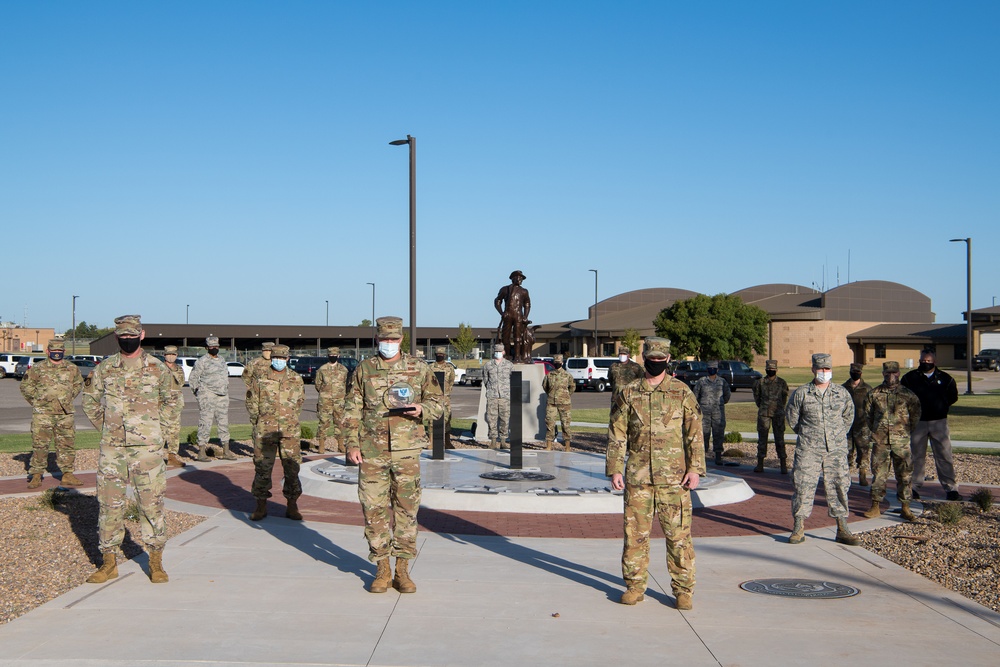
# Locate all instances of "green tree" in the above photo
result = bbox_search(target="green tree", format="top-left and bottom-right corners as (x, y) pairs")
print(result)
(619, 328), (641, 356)
(653, 294), (768, 362)
(63, 321), (113, 338)
(359, 318), (372, 327)
(449, 322), (477, 358)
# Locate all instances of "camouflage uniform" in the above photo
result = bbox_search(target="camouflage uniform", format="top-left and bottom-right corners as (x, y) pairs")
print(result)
(693, 371), (730, 457)
(428, 347), (456, 448)
(343, 317), (443, 563)
(843, 363), (874, 479)
(607, 338), (705, 600)
(315, 347), (349, 452)
(751, 360), (789, 468)
(863, 364), (921, 504)
(242, 342), (274, 449)
(482, 345), (514, 447)
(245, 346), (305, 503)
(542, 354), (575, 445)
(20, 341), (83, 478)
(188, 337), (230, 456)
(161, 346), (185, 459)
(609, 357), (644, 419)
(81, 316), (175, 555)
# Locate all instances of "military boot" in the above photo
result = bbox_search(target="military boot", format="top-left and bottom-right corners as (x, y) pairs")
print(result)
(196, 446), (209, 462)
(544, 440), (554, 451)
(87, 552), (118, 584)
(167, 452), (186, 468)
(148, 548), (169, 584)
(61, 472), (84, 487)
(754, 457), (765, 473)
(563, 438), (572, 452)
(835, 517), (860, 546)
(250, 498), (267, 521)
(222, 443), (238, 461)
(779, 458), (788, 475)
(488, 439), (498, 450)
(863, 499), (882, 519)
(858, 469), (868, 487)
(789, 517), (805, 544)
(393, 558), (416, 593)
(369, 559), (391, 593)
(286, 498), (303, 521)
(899, 501), (916, 521)
(675, 592), (693, 610)
(619, 588), (644, 605)
(714, 452), (724, 466)
(27, 474), (42, 489)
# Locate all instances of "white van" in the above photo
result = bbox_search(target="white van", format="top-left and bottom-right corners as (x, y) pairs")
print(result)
(565, 357), (618, 392)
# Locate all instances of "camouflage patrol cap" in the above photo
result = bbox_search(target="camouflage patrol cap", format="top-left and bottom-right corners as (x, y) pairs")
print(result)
(47, 339), (65, 351)
(206, 336), (220, 347)
(114, 315), (142, 335)
(434, 346), (446, 355)
(271, 344), (290, 357)
(327, 346), (340, 356)
(553, 354), (564, 363)
(765, 360), (778, 371)
(164, 345), (178, 355)
(261, 342), (275, 350)
(707, 360), (719, 369)
(509, 269), (526, 281)
(376, 316), (403, 339)
(643, 337), (671, 360)
(849, 362), (864, 373)
(883, 361), (900, 373)
(493, 343), (505, 354)
(811, 353), (832, 368)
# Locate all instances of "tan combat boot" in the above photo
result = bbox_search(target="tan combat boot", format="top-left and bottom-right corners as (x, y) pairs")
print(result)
(222, 441), (238, 460)
(563, 438), (572, 452)
(863, 499), (882, 519)
(250, 498), (267, 521)
(544, 440), (554, 451)
(620, 588), (644, 605)
(899, 501), (916, 521)
(148, 548), (169, 583)
(835, 517), (860, 546)
(61, 472), (83, 487)
(196, 445), (209, 462)
(788, 517), (805, 544)
(675, 592), (693, 610)
(286, 498), (303, 521)
(370, 559), (391, 593)
(27, 474), (42, 489)
(87, 552), (118, 584)
(488, 440), (498, 450)
(754, 457), (765, 473)
(393, 558), (416, 593)
(167, 452), (186, 468)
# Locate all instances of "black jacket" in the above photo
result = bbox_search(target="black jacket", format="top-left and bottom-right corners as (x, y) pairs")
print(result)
(900, 368), (958, 421)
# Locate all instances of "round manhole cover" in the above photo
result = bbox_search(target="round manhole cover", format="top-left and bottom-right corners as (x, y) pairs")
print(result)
(479, 471), (556, 482)
(740, 579), (860, 599)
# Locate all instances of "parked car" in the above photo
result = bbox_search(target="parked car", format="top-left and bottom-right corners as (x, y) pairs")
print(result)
(533, 359), (555, 375)
(13, 356), (44, 380)
(226, 361), (246, 377)
(69, 355), (103, 363)
(70, 358), (98, 379)
(716, 360), (763, 390)
(973, 349), (1000, 372)
(450, 363), (465, 385)
(565, 357), (618, 391)
(673, 361), (710, 388)
(0, 354), (28, 379)
(462, 366), (483, 386)
(291, 356), (360, 384)
(176, 357), (199, 384)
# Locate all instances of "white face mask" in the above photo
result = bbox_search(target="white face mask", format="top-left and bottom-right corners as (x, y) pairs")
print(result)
(619, 354), (628, 362)
(379, 341), (400, 358)
(815, 370), (833, 383)
(494, 352), (503, 359)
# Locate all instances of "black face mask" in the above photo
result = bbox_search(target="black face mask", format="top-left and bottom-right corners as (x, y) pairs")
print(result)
(208, 348), (219, 356)
(918, 362), (934, 373)
(329, 356), (339, 364)
(553, 362), (563, 369)
(644, 359), (669, 376)
(849, 371), (862, 381)
(49, 351), (64, 361)
(435, 355), (445, 362)
(117, 336), (142, 354)
(766, 369), (776, 377)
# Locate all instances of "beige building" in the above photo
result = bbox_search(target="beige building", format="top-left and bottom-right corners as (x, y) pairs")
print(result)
(0, 326), (57, 353)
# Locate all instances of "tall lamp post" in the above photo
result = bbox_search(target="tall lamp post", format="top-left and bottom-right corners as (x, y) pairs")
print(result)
(589, 269), (598, 356)
(950, 237), (974, 395)
(325, 300), (329, 327)
(186, 304), (190, 325)
(367, 282), (376, 352)
(72, 295), (79, 355)
(389, 135), (417, 355)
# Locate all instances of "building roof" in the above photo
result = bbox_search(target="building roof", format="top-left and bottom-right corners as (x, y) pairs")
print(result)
(846, 323), (967, 344)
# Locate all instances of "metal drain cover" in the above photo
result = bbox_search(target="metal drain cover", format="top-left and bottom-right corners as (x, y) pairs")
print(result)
(479, 470), (556, 482)
(740, 579), (860, 599)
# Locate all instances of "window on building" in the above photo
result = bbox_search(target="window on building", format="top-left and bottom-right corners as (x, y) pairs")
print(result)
(955, 343), (967, 361)
(874, 344), (886, 359)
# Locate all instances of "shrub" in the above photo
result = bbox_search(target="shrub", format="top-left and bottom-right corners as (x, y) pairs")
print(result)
(970, 488), (994, 512)
(722, 448), (745, 458)
(935, 502), (963, 525)
(186, 430), (199, 445)
(34, 488), (68, 511)
(300, 425), (315, 439)
(723, 431), (743, 443)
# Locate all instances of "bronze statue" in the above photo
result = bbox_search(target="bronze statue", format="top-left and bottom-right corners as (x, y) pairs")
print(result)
(494, 270), (532, 363)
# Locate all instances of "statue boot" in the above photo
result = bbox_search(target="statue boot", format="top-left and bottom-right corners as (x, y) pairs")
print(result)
(61, 472), (84, 487)
(789, 517), (805, 544)
(285, 497), (303, 521)
(754, 457), (764, 473)
(863, 499), (882, 519)
(619, 588), (644, 605)
(899, 501), (916, 521)
(87, 552), (118, 584)
(393, 558), (416, 593)
(369, 559), (391, 593)
(835, 517), (860, 546)
(250, 498), (267, 521)
(148, 548), (169, 583)
(27, 474), (42, 489)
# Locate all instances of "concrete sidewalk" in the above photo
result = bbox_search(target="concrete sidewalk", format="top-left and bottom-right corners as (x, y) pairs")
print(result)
(1, 501), (998, 667)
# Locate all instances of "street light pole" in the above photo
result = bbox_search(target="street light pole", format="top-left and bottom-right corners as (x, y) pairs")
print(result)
(186, 304), (190, 325)
(390, 135), (417, 355)
(949, 237), (974, 395)
(325, 300), (329, 327)
(367, 282), (376, 352)
(589, 269), (598, 356)
(72, 295), (79, 355)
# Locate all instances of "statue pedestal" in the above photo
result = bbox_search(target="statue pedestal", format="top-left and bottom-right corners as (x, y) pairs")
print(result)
(475, 363), (546, 444)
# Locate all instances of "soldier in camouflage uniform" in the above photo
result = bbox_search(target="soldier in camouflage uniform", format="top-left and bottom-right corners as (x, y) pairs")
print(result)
(428, 347), (456, 449)
(542, 353), (575, 450)
(315, 346), (349, 453)
(862, 361), (921, 521)
(161, 345), (186, 469)
(344, 316), (443, 594)
(607, 337), (705, 610)
(82, 315), (175, 584)
(843, 362), (873, 486)
(785, 353), (859, 546)
(189, 336), (233, 461)
(609, 350), (644, 418)
(751, 360), (789, 473)
(693, 362), (731, 465)
(242, 341), (274, 389)
(21, 339), (84, 488)
(246, 344), (305, 521)
(482, 343), (514, 449)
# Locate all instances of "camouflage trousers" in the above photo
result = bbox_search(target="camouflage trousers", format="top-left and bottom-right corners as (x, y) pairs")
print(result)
(96, 444), (167, 553)
(870, 436), (912, 503)
(791, 443), (851, 519)
(358, 450), (421, 562)
(756, 413), (787, 460)
(910, 419), (958, 493)
(545, 402), (572, 441)
(317, 398), (344, 449)
(162, 399), (183, 456)
(196, 392), (230, 446)
(251, 430), (302, 501)
(486, 397), (510, 444)
(29, 413), (76, 475)
(427, 399), (452, 448)
(701, 410), (726, 455)
(847, 426), (872, 475)
(622, 483), (695, 595)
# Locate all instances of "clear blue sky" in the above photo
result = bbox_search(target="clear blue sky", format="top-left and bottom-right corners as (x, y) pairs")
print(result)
(3, 1), (998, 334)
